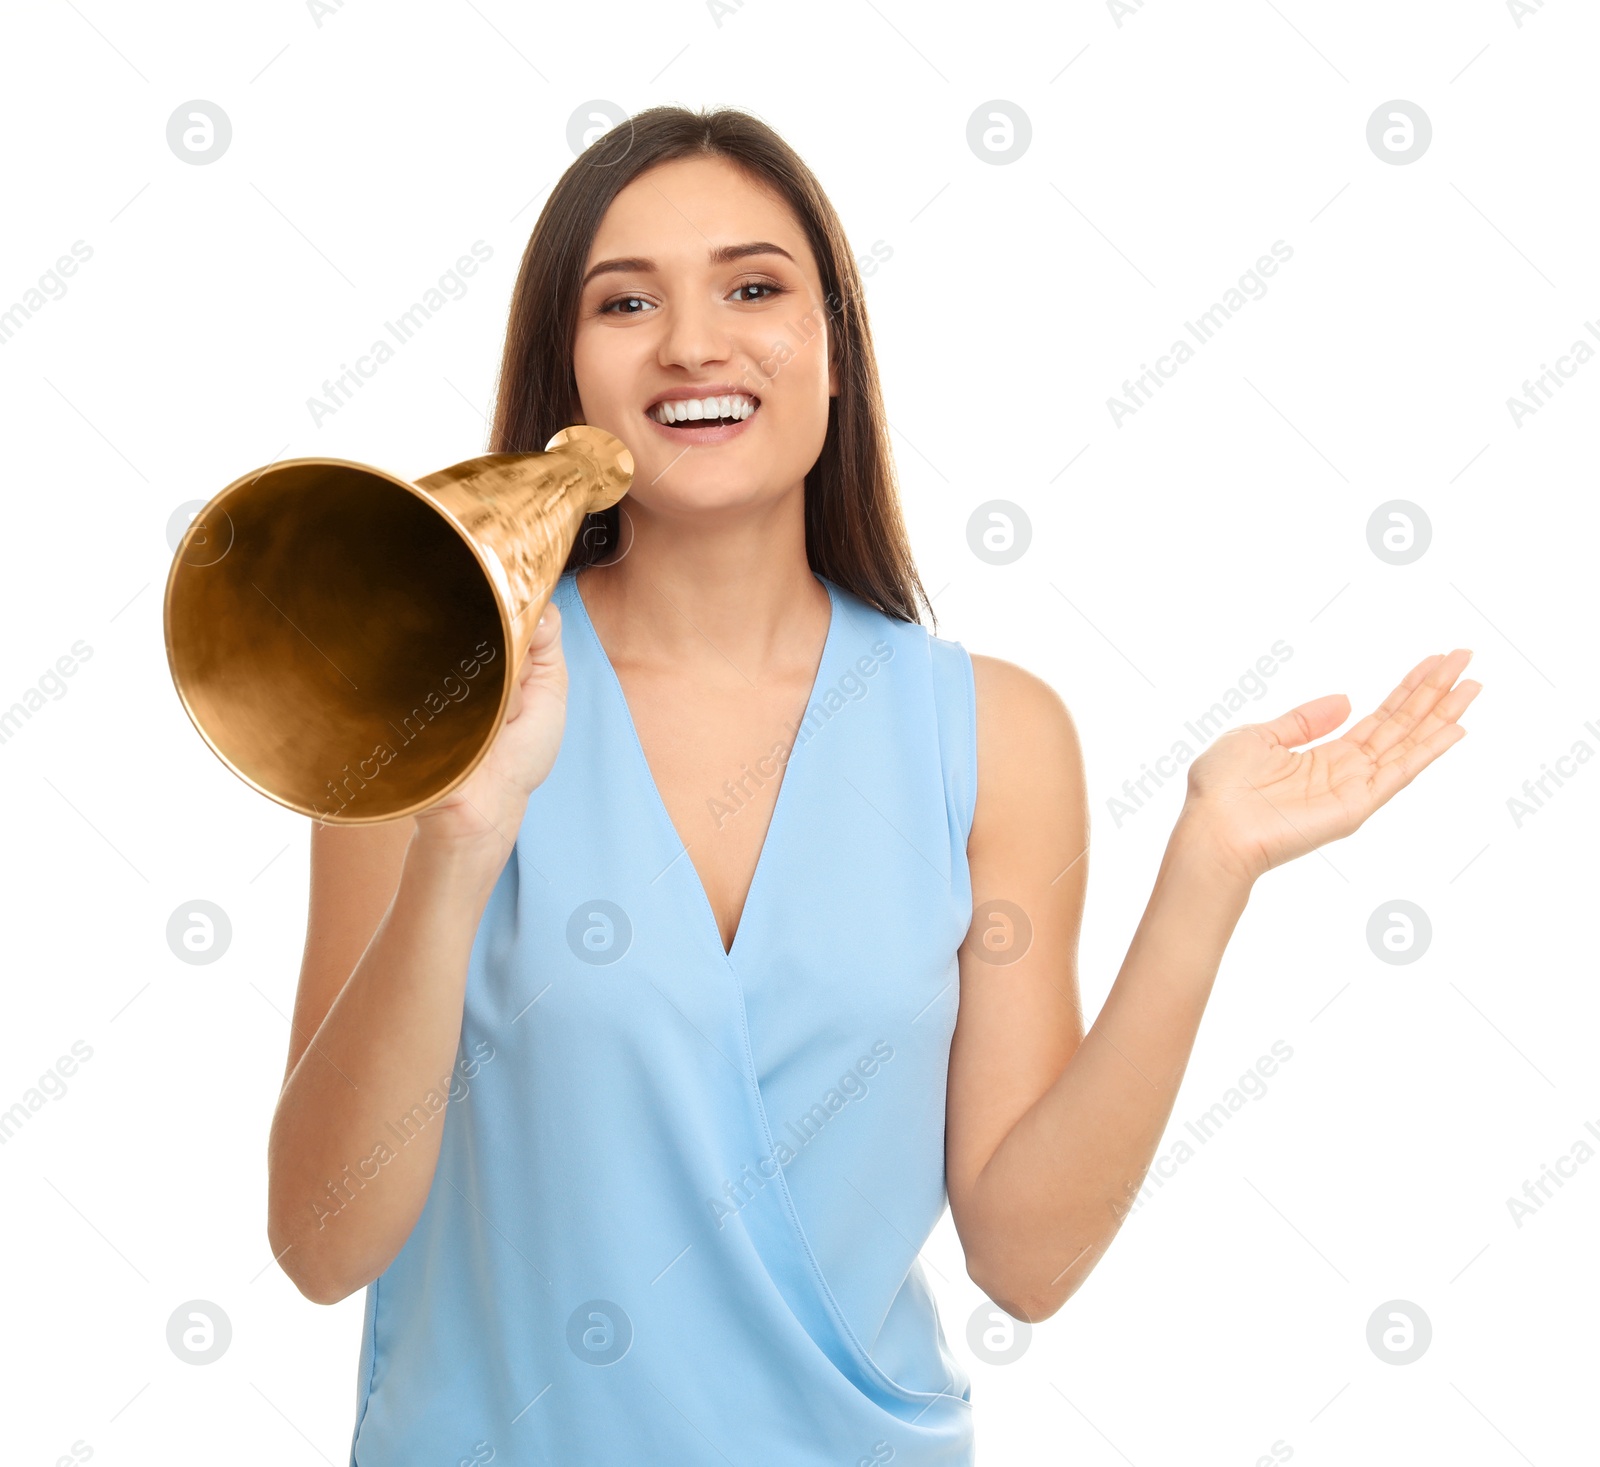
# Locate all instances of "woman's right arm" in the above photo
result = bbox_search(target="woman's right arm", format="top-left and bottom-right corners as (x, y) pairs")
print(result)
(266, 602), (569, 1305)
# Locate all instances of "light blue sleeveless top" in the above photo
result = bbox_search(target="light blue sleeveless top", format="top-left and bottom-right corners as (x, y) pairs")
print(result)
(349, 569), (979, 1465)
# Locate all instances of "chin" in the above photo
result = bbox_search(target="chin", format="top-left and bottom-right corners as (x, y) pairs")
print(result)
(631, 470), (798, 521)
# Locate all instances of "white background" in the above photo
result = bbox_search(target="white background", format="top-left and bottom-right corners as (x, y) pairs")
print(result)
(2, 1), (1595, 1463)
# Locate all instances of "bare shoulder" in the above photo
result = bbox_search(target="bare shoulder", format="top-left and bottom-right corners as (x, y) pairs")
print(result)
(969, 653), (1083, 764)
(968, 654), (1086, 850)
(970, 652), (1074, 716)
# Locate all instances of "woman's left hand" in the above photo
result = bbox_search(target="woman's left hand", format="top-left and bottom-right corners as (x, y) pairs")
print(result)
(1179, 648), (1482, 884)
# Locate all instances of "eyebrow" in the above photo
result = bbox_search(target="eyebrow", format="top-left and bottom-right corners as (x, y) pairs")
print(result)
(580, 241), (797, 290)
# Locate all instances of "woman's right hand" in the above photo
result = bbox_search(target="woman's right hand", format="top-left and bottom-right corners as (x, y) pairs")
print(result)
(410, 601), (569, 860)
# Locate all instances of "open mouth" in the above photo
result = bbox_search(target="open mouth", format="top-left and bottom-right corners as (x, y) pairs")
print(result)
(646, 392), (760, 430)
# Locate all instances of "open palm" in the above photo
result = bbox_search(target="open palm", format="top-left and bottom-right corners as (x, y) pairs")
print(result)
(1184, 648), (1482, 883)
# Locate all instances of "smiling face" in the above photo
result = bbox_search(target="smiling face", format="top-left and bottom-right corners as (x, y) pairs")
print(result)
(572, 154), (838, 522)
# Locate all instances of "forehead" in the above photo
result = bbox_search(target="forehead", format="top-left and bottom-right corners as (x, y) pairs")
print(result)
(586, 155), (815, 274)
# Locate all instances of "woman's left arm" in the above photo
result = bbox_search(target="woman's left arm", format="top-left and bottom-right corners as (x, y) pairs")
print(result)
(945, 649), (1480, 1321)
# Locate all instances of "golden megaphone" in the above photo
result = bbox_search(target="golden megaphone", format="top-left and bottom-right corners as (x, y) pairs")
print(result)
(164, 424), (633, 824)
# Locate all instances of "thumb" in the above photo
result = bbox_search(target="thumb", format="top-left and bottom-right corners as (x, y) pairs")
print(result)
(526, 602), (563, 666)
(506, 603), (565, 720)
(1256, 692), (1350, 749)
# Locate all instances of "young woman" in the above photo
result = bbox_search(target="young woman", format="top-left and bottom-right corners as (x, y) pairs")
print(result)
(267, 106), (1479, 1465)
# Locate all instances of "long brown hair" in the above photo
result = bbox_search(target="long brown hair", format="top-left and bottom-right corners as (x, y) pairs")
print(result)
(489, 104), (932, 626)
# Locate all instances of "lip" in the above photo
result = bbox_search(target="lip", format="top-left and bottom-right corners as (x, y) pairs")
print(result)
(643, 410), (756, 446)
(642, 383), (761, 445)
(643, 382), (758, 411)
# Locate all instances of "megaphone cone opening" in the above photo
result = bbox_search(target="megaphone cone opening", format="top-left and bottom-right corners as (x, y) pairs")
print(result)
(166, 460), (510, 822)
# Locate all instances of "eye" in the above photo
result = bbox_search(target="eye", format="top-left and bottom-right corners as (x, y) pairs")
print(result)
(595, 278), (788, 315)
(598, 293), (654, 316)
(731, 279), (786, 304)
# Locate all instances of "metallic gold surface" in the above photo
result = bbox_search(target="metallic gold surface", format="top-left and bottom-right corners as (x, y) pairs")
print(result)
(163, 425), (633, 824)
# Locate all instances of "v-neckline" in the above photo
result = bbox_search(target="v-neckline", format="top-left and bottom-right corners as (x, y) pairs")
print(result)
(566, 570), (840, 965)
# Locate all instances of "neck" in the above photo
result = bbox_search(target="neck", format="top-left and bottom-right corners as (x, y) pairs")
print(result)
(576, 480), (829, 676)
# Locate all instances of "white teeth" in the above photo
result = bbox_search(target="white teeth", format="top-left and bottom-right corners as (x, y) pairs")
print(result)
(649, 393), (758, 425)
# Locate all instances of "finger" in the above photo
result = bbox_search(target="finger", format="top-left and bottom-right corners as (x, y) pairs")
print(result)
(507, 638), (544, 721)
(1363, 647), (1473, 756)
(534, 602), (561, 637)
(1359, 648), (1474, 760)
(507, 606), (563, 723)
(526, 603), (562, 667)
(1368, 718), (1470, 808)
(1258, 692), (1351, 748)
(1341, 653), (1444, 747)
(1375, 678), (1482, 771)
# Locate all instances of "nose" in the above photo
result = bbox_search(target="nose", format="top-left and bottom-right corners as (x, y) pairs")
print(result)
(655, 288), (734, 374)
